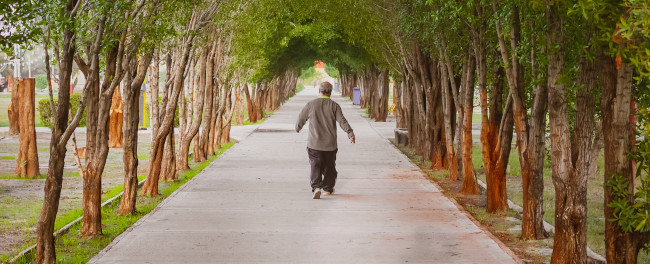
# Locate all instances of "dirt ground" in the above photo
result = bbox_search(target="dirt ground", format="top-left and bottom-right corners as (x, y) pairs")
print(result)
(390, 141), (554, 263)
(0, 130), (152, 259)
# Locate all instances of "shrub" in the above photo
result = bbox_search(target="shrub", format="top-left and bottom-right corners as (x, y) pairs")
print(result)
(299, 66), (316, 80)
(34, 74), (48, 90)
(325, 64), (339, 79)
(38, 93), (87, 129)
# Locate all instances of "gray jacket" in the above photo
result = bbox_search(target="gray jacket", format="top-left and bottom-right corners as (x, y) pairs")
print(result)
(296, 97), (354, 151)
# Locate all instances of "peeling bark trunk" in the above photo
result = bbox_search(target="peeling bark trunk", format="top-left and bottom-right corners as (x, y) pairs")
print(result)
(120, 76), (139, 214)
(143, 35), (194, 196)
(244, 84), (258, 123)
(232, 89), (245, 126)
(439, 54), (459, 182)
(161, 128), (177, 182)
(547, 9), (592, 261)
(76, 14), (116, 238)
(193, 133), (202, 162)
(119, 55), (152, 215)
(528, 41), (549, 234)
(35, 1), (82, 261)
(395, 79), (406, 128)
(455, 55), (468, 180)
(460, 56), (477, 194)
(477, 24), (513, 212)
(209, 82), (220, 153)
(493, 1), (546, 239)
(215, 108), (223, 150)
(148, 52), (160, 139)
(375, 69), (390, 122)
(15, 78), (40, 178)
(220, 87), (234, 143)
(179, 48), (207, 170)
(198, 43), (216, 159)
(601, 53), (650, 263)
(8, 80), (19, 135)
(108, 87), (123, 148)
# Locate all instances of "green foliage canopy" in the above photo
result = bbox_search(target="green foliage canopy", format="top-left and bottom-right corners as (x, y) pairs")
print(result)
(0, 0), (41, 55)
(229, 0), (393, 82)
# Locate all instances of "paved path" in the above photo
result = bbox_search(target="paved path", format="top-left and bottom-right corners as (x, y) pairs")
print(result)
(90, 87), (517, 263)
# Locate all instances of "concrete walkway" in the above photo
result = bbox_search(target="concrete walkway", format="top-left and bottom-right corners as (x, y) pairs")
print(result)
(90, 87), (518, 263)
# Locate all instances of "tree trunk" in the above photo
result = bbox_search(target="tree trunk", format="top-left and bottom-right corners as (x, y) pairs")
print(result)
(120, 78), (139, 214)
(527, 38), (549, 236)
(208, 81), (220, 154)
(80, 32), (120, 237)
(428, 62), (446, 171)
(395, 79), (406, 128)
(547, 10), (591, 261)
(161, 128), (178, 182)
(177, 58), (191, 165)
(119, 55), (152, 215)
(601, 52), (650, 263)
(220, 87), (235, 143)
(215, 109), (223, 150)
(478, 34), (512, 212)
(193, 133), (202, 162)
(548, 56), (594, 264)
(108, 87), (124, 148)
(375, 69), (390, 122)
(15, 78), (40, 178)
(179, 49), (207, 169)
(493, 1), (546, 239)
(148, 52), (160, 138)
(439, 54), (459, 182)
(244, 84), (257, 123)
(36, 148), (67, 264)
(142, 51), (172, 195)
(232, 89), (245, 126)
(8, 80), (20, 135)
(255, 84), (264, 121)
(35, 2), (81, 260)
(460, 56), (478, 194)
(454, 55), (468, 180)
(143, 35), (195, 196)
(198, 44), (216, 159)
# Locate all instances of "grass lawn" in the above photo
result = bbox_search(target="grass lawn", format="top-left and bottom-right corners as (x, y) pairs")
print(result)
(233, 108), (267, 126)
(9, 142), (235, 263)
(0, 94), (48, 127)
(472, 113), (482, 123)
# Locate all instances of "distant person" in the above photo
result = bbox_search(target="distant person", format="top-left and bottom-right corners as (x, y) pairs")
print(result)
(296, 81), (355, 199)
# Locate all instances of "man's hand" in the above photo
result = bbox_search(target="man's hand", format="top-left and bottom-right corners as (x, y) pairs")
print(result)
(350, 136), (356, 144)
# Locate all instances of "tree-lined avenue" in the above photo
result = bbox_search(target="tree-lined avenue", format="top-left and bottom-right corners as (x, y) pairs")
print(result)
(89, 87), (517, 263)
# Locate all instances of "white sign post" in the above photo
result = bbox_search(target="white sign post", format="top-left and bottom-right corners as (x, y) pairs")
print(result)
(13, 44), (21, 79)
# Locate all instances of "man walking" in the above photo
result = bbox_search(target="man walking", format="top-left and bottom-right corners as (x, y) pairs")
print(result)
(296, 81), (355, 199)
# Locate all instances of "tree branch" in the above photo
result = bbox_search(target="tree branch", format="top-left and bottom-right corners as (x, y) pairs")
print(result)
(70, 0), (84, 18)
(74, 54), (90, 77)
(43, 25), (56, 121)
(57, 85), (88, 150)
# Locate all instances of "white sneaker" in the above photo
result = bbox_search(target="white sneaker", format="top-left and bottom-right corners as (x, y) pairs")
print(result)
(323, 189), (334, 195)
(312, 188), (321, 199)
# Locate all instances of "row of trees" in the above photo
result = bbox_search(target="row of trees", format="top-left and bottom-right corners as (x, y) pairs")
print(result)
(3, 0), (299, 263)
(335, 0), (650, 263)
(4, 0), (650, 262)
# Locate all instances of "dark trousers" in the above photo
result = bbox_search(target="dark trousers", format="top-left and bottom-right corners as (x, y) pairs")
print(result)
(307, 147), (338, 192)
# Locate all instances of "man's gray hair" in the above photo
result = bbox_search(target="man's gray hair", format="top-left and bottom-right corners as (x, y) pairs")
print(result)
(319, 81), (333, 94)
